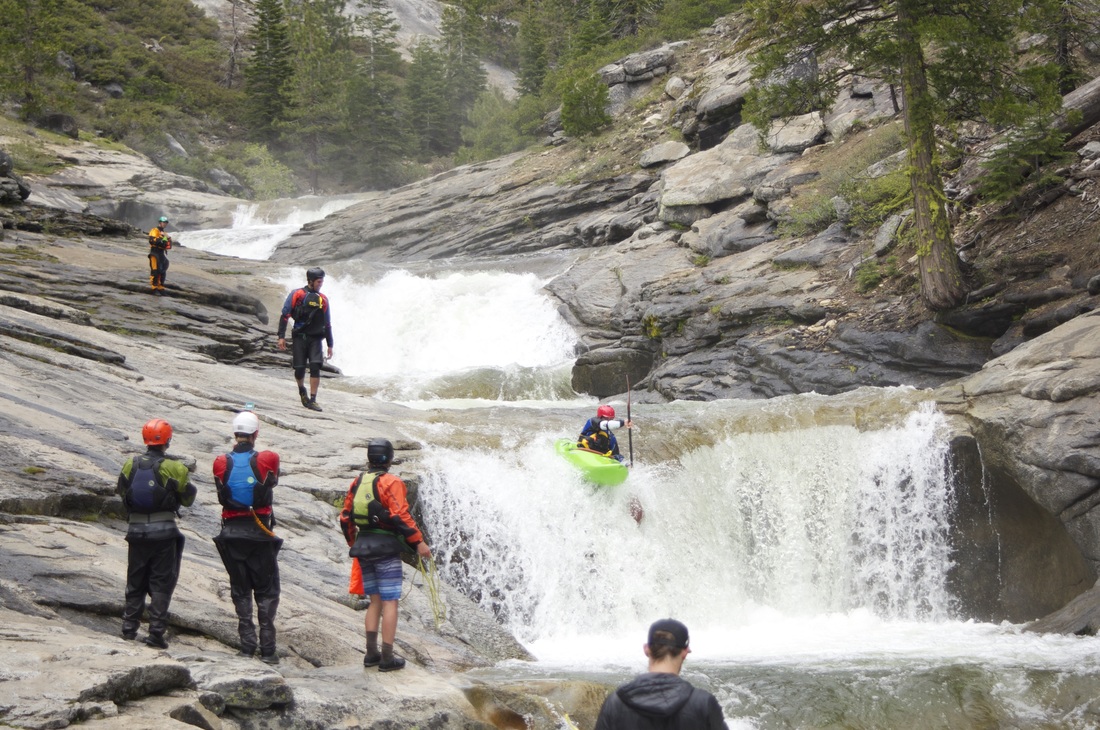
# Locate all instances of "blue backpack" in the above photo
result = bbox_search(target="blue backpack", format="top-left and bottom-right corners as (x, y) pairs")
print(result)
(217, 450), (274, 510)
(125, 455), (179, 514)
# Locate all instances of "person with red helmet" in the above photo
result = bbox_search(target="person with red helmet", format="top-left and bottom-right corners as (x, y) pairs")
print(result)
(578, 404), (632, 462)
(115, 418), (195, 649)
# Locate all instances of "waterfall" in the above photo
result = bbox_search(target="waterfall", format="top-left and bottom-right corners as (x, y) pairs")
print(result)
(281, 268), (582, 404)
(419, 403), (956, 650)
(177, 197), (363, 260)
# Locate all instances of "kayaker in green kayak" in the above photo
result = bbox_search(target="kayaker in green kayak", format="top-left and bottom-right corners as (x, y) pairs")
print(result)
(578, 404), (632, 463)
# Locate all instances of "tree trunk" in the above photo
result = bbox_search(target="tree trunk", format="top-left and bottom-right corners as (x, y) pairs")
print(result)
(1055, 73), (1100, 139)
(897, 0), (967, 311)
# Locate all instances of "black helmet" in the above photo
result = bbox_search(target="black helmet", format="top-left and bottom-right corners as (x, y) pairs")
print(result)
(306, 267), (325, 282)
(367, 438), (394, 467)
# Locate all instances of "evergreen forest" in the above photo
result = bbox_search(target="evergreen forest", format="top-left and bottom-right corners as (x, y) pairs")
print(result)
(0, 0), (739, 196)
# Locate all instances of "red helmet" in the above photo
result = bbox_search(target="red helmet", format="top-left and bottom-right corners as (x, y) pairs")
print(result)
(142, 419), (173, 446)
(597, 404), (615, 419)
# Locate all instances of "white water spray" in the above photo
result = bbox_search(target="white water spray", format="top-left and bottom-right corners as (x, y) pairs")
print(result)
(419, 403), (956, 655)
(178, 198), (362, 260)
(280, 268), (581, 403)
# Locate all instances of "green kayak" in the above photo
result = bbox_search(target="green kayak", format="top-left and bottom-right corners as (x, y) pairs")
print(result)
(555, 438), (629, 486)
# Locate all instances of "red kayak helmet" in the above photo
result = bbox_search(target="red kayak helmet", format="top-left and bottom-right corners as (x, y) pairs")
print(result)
(597, 404), (615, 419)
(142, 418), (173, 446)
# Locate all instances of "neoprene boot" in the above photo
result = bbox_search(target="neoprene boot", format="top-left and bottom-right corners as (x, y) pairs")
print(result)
(121, 594), (145, 639)
(378, 642), (406, 672)
(234, 595), (257, 657)
(363, 631), (381, 667)
(257, 593), (279, 659)
(144, 591), (171, 648)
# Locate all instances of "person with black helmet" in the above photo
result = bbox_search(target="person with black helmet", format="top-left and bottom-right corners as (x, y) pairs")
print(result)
(338, 438), (431, 672)
(595, 618), (728, 729)
(578, 404), (632, 463)
(276, 267), (333, 411)
(116, 418), (196, 649)
(212, 410), (283, 664)
(147, 215), (173, 294)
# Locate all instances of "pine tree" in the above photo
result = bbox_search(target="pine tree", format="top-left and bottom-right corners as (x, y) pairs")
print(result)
(406, 39), (451, 157)
(440, 1), (489, 143)
(244, 0), (293, 141)
(280, 0), (356, 192)
(346, 0), (409, 187)
(744, 0), (1064, 311)
(517, 3), (549, 96)
(0, 0), (69, 118)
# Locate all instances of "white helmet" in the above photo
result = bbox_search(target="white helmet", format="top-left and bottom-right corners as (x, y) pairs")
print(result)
(232, 411), (260, 435)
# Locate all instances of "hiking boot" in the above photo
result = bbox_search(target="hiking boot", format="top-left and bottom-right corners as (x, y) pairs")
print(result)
(363, 652), (381, 668)
(259, 652), (280, 665)
(143, 633), (168, 649)
(378, 654), (406, 672)
(121, 632), (137, 641)
(238, 646), (256, 658)
(304, 397), (322, 412)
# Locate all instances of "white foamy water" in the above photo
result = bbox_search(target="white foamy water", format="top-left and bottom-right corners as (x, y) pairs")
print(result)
(277, 267), (583, 403)
(177, 198), (362, 260)
(420, 405), (956, 649)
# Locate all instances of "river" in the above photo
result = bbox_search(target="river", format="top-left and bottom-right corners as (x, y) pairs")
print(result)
(179, 205), (1100, 729)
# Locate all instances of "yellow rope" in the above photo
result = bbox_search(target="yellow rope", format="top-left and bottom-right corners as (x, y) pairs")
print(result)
(418, 555), (447, 629)
(250, 509), (277, 538)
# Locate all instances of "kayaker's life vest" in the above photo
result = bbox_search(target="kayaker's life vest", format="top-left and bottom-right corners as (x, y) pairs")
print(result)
(579, 429), (613, 456)
(124, 454), (180, 514)
(148, 226), (171, 250)
(349, 471), (398, 532)
(217, 449), (274, 510)
(290, 288), (326, 336)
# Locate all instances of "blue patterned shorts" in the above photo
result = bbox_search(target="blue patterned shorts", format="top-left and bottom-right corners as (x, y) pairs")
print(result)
(356, 554), (403, 601)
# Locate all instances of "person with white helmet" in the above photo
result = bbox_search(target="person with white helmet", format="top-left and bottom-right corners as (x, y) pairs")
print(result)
(147, 215), (173, 294)
(578, 404), (632, 463)
(276, 267), (333, 411)
(212, 410), (283, 664)
(116, 418), (196, 649)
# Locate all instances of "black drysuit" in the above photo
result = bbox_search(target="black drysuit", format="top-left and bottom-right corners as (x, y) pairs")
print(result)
(213, 517), (282, 656)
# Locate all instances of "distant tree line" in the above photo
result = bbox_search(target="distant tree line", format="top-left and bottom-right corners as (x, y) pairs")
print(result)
(0, 0), (737, 194)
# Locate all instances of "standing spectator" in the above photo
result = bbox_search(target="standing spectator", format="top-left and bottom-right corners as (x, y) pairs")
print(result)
(116, 418), (195, 649)
(595, 618), (729, 730)
(276, 267), (333, 411)
(339, 438), (431, 672)
(147, 215), (172, 294)
(212, 410), (283, 664)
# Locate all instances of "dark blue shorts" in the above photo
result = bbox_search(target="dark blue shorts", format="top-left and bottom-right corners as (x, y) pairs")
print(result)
(356, 554), (403, 601)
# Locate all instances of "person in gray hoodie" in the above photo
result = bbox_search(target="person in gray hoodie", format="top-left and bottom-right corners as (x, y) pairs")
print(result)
(594, 618), (728, 730)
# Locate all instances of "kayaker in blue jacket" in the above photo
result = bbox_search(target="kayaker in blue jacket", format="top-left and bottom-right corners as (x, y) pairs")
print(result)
(578, 404), (632, 462)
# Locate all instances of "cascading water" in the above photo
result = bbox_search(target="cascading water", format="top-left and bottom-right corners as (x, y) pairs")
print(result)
(178, 197), (363, 260)
(420, 404), (955, 644)
(279, 267), (582, 404)
(209, 201), (1100, 728)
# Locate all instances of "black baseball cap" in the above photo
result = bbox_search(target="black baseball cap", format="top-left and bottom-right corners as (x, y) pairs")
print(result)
(647, 618), (689, 650)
